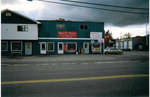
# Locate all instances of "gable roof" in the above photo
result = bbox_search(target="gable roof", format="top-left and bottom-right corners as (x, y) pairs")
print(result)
(1, 9), (41, 24)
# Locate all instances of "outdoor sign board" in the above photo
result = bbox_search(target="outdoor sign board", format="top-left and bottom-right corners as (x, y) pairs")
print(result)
(90, 32), (102, 42)
(58, 32), (77, 38)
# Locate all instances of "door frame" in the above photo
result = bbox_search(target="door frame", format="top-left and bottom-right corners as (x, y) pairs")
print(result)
(40, 42), (46, 54)
(58, 42), (64, 54)
(83, 42), (89, 54)
(25, 42), (32, 55)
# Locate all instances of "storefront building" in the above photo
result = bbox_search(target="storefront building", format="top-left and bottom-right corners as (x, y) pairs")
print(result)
(1, 9), (40, 56)
(1, 9), (104, 55)
(38, 20), (104, 55)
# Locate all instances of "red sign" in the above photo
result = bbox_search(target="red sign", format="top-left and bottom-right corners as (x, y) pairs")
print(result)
(58, 32), (77, 38)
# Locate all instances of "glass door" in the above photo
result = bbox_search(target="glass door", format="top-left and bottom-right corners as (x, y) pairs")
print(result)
(58, 42), (64, 54)
(40, 42), (46, 54)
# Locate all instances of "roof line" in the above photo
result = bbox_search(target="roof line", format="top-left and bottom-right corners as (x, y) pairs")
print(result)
(1, 9), (41, 24)
(38, 19), (104, 23)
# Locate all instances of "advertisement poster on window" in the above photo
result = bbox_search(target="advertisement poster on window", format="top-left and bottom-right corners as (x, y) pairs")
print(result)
(92, 42), (101, 53)
(58, 32), (77, 38)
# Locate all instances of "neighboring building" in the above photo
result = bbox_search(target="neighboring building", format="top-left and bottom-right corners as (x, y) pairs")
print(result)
(1, 9), (40, 56)
(1, 9), (105, 55)
(104, 31), (115, 48)
(115, 36), (147, 51)
(132, 36), (147, 51)
(38, 20), (104, 55)
(116, 38), (133, 50)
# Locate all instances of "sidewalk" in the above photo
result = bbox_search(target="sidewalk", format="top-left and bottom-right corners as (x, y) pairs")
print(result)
(1, 54), (115, 63)
(1, 51), (148, 65)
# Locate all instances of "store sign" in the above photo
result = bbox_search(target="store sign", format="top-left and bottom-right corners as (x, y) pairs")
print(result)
(90, 32), (102, 42)
(58, 32), (77, 38)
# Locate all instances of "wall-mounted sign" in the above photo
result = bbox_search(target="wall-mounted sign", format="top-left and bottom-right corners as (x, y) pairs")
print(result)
(90, 32), (102, 42)
(56, 24), (65, 29)
(58, 32), (77, 38)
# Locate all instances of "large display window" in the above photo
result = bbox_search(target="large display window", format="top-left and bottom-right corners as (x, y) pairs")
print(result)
(11, 41), (22, 51)
(47, 42), (54, 52)
(1, 41), (8, 51)
(67, 43), (77, 52)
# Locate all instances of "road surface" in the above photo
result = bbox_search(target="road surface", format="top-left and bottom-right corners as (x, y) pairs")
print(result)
(1, 51), (149, 97)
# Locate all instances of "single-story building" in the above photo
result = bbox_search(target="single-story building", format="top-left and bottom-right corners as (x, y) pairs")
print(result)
(115, 36), (148, 51)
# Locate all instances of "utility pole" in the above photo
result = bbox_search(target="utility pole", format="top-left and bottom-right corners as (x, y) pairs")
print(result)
(146, 23), (148, 46)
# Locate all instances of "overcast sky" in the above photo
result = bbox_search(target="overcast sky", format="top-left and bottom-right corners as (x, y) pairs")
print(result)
(1, 0), (149, 38)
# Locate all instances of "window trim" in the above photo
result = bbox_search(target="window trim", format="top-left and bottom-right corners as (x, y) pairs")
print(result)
(11, 41), (22, 51)
(1, 41), (8, 51)
(17, 25), (28, 32)
(83, 42), (89, 49)
(47, 42), (55, 52)
(66, 42), (77, 52)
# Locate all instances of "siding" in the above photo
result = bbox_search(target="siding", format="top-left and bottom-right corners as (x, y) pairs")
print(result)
(2, 24), (38, 40)
(38, 21), (104, 38)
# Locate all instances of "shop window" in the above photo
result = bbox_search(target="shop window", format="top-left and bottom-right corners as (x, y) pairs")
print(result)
(67, 43), (76, 52)
(92, 43), (100, 48)
(11, 42), (22, 51)
(80, 25), (88, 30)
(17, 25), (28, 32)
(56, 24), (65, 29)
(1, 41), (8, 51)
(47, 42), (54, 51)
(92, 42), (101, 53)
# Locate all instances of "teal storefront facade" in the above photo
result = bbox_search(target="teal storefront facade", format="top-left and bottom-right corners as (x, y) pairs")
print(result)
(37, 20), (104, 55)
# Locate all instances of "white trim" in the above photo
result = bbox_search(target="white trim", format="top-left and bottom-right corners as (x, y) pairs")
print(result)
(11, 41), (22, 55)
(17, 24), (28, 32)
(83, 42), (89, 49)
(58, 42), (64, 54)
(40, 42), (47, 54)
(39, 38), (95, 40)
(2, 39), (38, 40)
(47, 42), (55, 52)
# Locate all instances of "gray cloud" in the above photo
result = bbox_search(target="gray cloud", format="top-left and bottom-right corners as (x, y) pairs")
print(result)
(2, 0), (149, 27)
(34, 0), (148, 26)
(1, 0), (21, 4)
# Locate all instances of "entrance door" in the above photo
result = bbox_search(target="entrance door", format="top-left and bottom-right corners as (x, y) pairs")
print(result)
(83, 42), (89, 54)
(58, 42), (64, 54)
(40, 42), (46, 54)
(25, 42), (32, 55)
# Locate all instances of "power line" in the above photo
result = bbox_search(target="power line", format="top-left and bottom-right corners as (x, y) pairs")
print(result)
(31, 0), (149, 15)
(61, 0), (149, 10)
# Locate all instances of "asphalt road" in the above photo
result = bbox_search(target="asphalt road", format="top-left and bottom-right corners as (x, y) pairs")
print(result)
(1, 51), (149, 97)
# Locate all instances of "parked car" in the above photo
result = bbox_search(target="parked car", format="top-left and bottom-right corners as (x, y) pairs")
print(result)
(104, 47), (123, 54)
